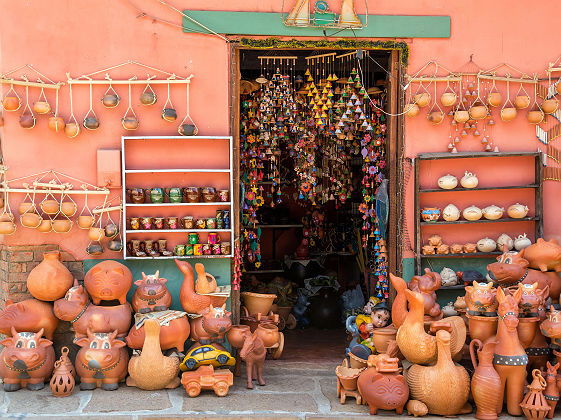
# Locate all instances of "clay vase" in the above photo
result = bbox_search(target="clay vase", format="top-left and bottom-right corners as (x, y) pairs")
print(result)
(255, 324), (279, 348)
(227, 325), (251, 348)
(370, 325), (397, 354)
(241, 291), (277, 316)
(470, 339), (502, 420)
(27, 251), (73, 301)
(467, 314), (498, 343)
(50, 358), (75, 397)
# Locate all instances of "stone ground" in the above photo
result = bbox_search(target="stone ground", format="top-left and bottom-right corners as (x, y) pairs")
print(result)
(0, 360), (519, 420)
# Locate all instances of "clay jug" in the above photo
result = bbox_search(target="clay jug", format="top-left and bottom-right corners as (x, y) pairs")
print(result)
(50, 358), (75, 397)
(27, 251), (73, 301)
(470, 339), (502, 420)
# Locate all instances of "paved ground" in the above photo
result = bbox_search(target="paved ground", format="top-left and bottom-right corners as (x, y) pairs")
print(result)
(0, 359), (519, 420)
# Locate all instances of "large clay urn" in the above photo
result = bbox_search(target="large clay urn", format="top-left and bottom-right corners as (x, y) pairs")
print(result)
(470, 339), (502, 420)
(27, 251), (73, 301)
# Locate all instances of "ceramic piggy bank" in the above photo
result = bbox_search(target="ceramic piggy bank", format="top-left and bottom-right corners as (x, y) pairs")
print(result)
(540, 308), (561, 347)
(132, 271), (172, 314)
(0, 327), (55, 391)
(521, 238), (561, 272)
(0, 299), (59, 340)
(126, 312), (190, 352)
(465, 282), (498, 316)
(84, 260), (133, 305)
(75, 329), (128, 391)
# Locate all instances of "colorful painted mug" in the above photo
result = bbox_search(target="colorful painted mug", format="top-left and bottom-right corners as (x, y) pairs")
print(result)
(218, 190), (229, 202)
(182, 216), (194, 229)
(183, 187), (200, 203)
(141, 217), (152, 230)
(153, 217), (164, 229)
(193, 244), (203, 256)
(129, 217), (140, 230)
(148, 188), (164, 204)
(208, 232), (220, 244)
(167, 187), (182, 203)
(188, 233), (199, 244)
(166, 217), (178, 229)
(174, 245), (185, 256)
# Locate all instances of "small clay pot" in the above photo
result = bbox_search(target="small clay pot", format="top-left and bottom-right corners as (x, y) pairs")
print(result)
(454, 110), (470, 123)
(335, 365), (363, 391)
(83, 116), (100, 130)
(161, 108), (177, 122)
(33, 101), (51, 114)
(48, 116), (65, 132)
(405, 103), (419, 117)
(487, 92), (502, 107)
(19, 202), (35, 215)
(107, 239), (123, 252)
(414, 92), (431, 107)
(36, 219), (52, 233)
(348, 352), (368, 370)
(19, 113), (36, 129)
(88, 226), (105, 241)
(467, 314), (498, 343)
(21, 212), (42, 228)
(427, 111), (444, 125)
(470, 104), (488, 120)
(514, 95), (531, 109)
(41, 199), (60, 215)
(3, 96), (21, 111)
(52, 219), (72, 233)
(60, 202), (77, 217)
(101, 94), (119, 108)
(77, 215), (94, 229)
(500, 107), (517, 122)
(65, 122), (80, 138)
(241, 291), (277, 316)
(140, 92), (156, 105)
(178, 124), (197, 136)
(256, 323), (279, 347)
(527, 110), (544, 125)
(541, 98), (559, 114)
(122, 116), (139, 130)
(104, 223), (119, 238)
(227, 325), (251, 348)
(0, 221), (16, 235)
(86, 243), (103, 256)
(440, 92), (457, 107)
(370, 325), (398, 354)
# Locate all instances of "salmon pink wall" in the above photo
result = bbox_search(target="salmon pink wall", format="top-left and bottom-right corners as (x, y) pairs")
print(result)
(1, 0), (560, 263)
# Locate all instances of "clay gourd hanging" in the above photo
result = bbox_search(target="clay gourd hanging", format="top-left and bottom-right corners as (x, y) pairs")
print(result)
(2, 84), (22, 111)
(33, 87), (51, 114)
(427, 81), (444, 125)
(65, 84), (80, 138)
(161, 82), (177, 122)
(500, 78), (517, 122)
(440, 80), (458, 107)
(19, 188), (42, 229)
(19, 86), (36, 129)
(83, 83), (100, 130)
(48, 89), (65, 133)
(487, 78), (502, 107)
(101, 84), (120, 108)
(514, 80), (531, 109)
(77, 192), (95, 229)
(178, 81), (198, 136)
(140, 83), (157, 105)
(527, 81), (544, 125)
(121, 83), (139, 130)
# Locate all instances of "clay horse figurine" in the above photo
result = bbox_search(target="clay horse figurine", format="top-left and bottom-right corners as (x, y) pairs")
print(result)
(239, 330), (266, 390)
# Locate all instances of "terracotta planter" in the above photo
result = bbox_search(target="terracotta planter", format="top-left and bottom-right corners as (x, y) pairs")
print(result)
(21, 212), (42, 228)
(2, 96), (21, 111)
(88, 226), (105, 241)
(77, 215), (94, 229)
(440, 92), (457, 107)
(64, 122), (80, 138)
(514, 95), (531, 109)
(60, 202), (77, 217)
(161, 108), (177, 122)
(83, 117), (100, 130)
(52, 219), (72, 233)
(487, 92), (502, 107)
(470, 339), (501, 420)
(256, 323), (279, 347)
(41, 199), (60, 215)
(348, 352), (367, 369)
(405, 103), (419, 117)
(27, 251), (73, 301)
(527, 110), (544, 125)
(518, 317), (539, 348)
(370, 325), (397, 354)
(467, 314), (498, 343)
(48, 116), (65, 132)
(36, 219), (52, 233)
(335, 364), (363, 391)
(33, 101), (51, 114)
(541, 98), (559, 114)
(500, 107), (517, 121)
(178, 124), (197, 136)
(102, 94), (119, 108)
(241, 291), (277, 316)
(427, 111), (444, 125)
(227, 325), (251, 348)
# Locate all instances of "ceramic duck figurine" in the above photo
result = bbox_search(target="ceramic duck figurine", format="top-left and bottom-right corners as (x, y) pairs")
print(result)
(406, 330), (471, 416)
(396, 289), (466, 365)
(194, 263), (217, 295)
(177, 260), (227, 314)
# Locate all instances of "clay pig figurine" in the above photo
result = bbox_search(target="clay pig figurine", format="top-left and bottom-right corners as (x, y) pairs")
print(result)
(407, 268), (442, 318)
(0, 299), (59, 340)
(521, 238), (561, 272)
(132, 270), (172, 314)
(126, 312), (190, 352)
(541, 308), (561, 348)
(0, 327), (55, 391)
(75, 329), (128, 391)
(54, 280), (132, 340)
(190, 304), (232, 346)
(464, 281), (498, 316)
(517, 282), (549, 318)
(84, 260), (133, 305)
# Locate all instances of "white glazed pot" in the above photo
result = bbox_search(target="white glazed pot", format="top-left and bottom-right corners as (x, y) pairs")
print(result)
(437, 174), (458, 190)
(482, 205), (504, 220)
(477, 237), (497, 253)
(442, 204), (461, 221)
(460, 171), (479, 189)
(507, 203), (529, 219)
(463, 205), (482, 221)
(514, 233), (532, 251)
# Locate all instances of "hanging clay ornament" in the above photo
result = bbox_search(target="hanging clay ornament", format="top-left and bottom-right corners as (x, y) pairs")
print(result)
(178, 82), (198, 136)
(83, 84), (100, 130)
(19, 86), (36, 129)
(161, 83), (177, 122)
(140, 83), (157, 105)
(2, 84), (22, 111)
(48, 89), (65, 133)
(101, 84), (120, 108)
(65, 84), (80, 138)
(122, 83), (139, 130)
(33, 87), (51, 114)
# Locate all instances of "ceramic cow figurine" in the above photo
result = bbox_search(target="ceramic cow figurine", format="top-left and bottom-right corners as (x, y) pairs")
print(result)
(132, 271), (172, 313)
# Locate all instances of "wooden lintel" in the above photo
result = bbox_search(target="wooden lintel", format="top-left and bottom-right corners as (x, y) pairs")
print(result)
(0, 78), (63, 89)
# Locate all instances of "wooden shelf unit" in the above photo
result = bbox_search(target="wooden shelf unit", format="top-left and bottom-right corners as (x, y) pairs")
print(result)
(121, 136), (234, 260)
(414, 151), (543, 275)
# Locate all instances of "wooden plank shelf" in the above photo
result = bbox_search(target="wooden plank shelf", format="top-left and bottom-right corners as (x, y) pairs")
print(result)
(125, 255), (232, 260)
(417, 151), (540, 160)
(421, 217), (538, 226)
(126, 229), (231, 233)
(420, 184), (538, 193)
(421, 252), (501, 258)
(126, 202), (231, 207)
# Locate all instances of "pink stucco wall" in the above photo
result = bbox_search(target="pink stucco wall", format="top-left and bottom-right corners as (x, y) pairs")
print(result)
(1, 0), (559, 261)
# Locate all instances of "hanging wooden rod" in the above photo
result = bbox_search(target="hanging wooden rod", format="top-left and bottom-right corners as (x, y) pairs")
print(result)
(0, 187), (109, 195)
(477, 74), (537, 84)
(405, 76), (462, 82)
(306, 52), (337, 61)
(547, 66), (561, 73)
(0, 78), (63, 89)
(92, 205), (122, 214)
(257, 56), (298, 60)
(66, 75), (193, 85)
(335, 50), (368, 59)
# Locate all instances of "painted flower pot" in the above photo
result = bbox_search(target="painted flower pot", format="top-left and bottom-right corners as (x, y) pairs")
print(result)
(421, 207), (440, 222)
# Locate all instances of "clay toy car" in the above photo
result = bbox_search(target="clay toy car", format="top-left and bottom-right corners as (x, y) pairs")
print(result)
(181, 365), (233, 397)
(179, 345), (235, 371)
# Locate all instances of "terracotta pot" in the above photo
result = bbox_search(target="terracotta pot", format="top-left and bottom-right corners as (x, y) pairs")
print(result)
(83, 116), (100, 130)
(454, 110), (470, 123)
(48, 116), (65, 132)
(77, 215), (94, 229)
(50, 359), (75, 397)
(487, 92), (502, 107)
(178, 124), (197, 136)
(241, 292), (277, 316)
(348, 352), (368, 369)
(60, 202), (77, 217)
(518, 317), (539, 348)
(41, 199), (59, 215)
(467, 314), (498, 343)
(52, 219), (71, 233)
(514, 95), (531, 109)
(161, 108), (177, 122)
(3, 96), (21, 111)
(19, 202), (35, 214)
(104, 223), (119, 238)
(414, 92), (431, 107)
(21, 212), (42, 228)
(101, 94), (119, 108)
(440, 92), (457, 107)
(19, 113), (36, 129)
(0, 221), (16, 235)
(527, 110), (544, 125)
(541, 98), (559, 114)
(122, 116), (139, 130)
(427, 111), (444, 125)
(470, 105), (488, 120)
(27, 250), (73, 301)
(227, 325), (251, 348)
(470, 339), (501, 420)
(88, 226), (105, 241)
(33, 101), (51, 114)
(256, 323), (279, 347)
(107, 239), (123, 252)
(404, 103), (419, 117)
(65, 122), (80, 138)
(140, 92), (157, 105)
(335, 364), (363, 391)
(86, 243), (103, 256)
(370, 325), (397, 354)
(36, 219), (52, 233)
(500, 107), (517, 121)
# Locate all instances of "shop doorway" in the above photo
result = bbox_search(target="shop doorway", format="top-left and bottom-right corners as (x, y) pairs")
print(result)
(233, 46), (401, 361)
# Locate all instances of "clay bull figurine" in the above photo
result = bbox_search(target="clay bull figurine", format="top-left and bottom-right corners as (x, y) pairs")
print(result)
(0, 299), (59, 340)
(190, 304), (232, 346)
(131, 271), (172, 314)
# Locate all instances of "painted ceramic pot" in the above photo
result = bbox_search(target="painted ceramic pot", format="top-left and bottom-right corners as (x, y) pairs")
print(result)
(129, 217), (140, 230)
(153, 217), (164, 229)
(140, 92), (156, 105)
(27, 251), (73, 301)
(83, 116), (100, 130)
(477, 238), (497, 253)
(218, 190), (229, 202)
(460, 171), (479, 188)
(507, 203), (529, 219)
(148, 188), (164, 204)
(182, 216), (194, 229)
(167, 187), (182, 203)
(101, 93), (119, 108)
(437, 174), (458, 189)
(140, 217), (152, 230)
(122, 116), (139, 130)
(442, 204), (460, 221)
(178, 124), (197, 136)
(463, 205), (483, 221)
(130, 188), (145, 204)
(183, 187), (200, 203)
(421, 208), (440, 222)
(107, 240), (123, 252)
(497, 233), (514, 251)
(514, 234), (532, 250)
(48, 116), (65, 132)
(482, 205), (504, 220)
(104, 223), (119, 238)
(202, 187), (217, 203)
(33, 101), (51, 114)
(166, 217), (178, 230)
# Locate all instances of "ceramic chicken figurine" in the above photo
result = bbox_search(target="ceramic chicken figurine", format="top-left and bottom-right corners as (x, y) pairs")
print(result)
(406, 330), (471, 416)
(127, 319), (181, 390)
(194, 263), (217, 295)
(177, 260), (227, 314)
(389, 273), (408, 329)
(396, 288), (466, 365)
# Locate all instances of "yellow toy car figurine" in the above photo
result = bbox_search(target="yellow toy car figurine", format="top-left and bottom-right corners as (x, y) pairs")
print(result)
(180, 345), (235, 371)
